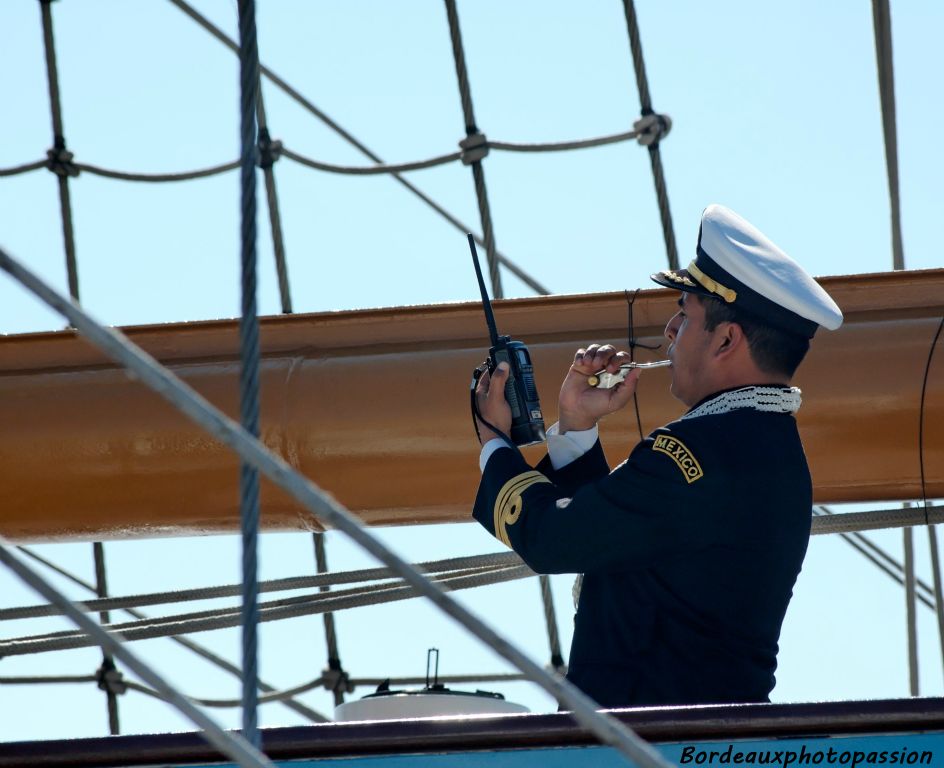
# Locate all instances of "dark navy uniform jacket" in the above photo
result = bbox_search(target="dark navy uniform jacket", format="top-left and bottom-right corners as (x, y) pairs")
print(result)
(473, 395), (812, 708)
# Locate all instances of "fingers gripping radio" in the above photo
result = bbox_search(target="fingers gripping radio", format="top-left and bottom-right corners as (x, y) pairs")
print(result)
(468, 235), (546, 447)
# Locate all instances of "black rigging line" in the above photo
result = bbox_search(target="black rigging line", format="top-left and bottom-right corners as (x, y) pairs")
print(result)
(38, 0), (79, 302)
(621, 0), (678, 270)
(166, 0), (550, 296)
(871, 0), (905, 271)
(443, 0), (502, 298)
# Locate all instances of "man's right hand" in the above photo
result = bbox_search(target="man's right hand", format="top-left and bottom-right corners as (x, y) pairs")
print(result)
(558, 344), (639, 433)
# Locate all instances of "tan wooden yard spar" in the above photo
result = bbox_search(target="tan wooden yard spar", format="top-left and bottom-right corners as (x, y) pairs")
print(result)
(1, 268), (941, 542)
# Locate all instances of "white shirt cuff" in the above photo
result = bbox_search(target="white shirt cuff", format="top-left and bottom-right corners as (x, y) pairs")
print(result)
(479, 438), (511, 472)
(547, 422), (599, 470)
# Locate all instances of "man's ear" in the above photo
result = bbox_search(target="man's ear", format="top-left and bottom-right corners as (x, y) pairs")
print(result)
(713, 322), (744, 359)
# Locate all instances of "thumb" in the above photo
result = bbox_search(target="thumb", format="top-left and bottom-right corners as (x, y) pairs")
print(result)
(490, 361), (510, 390)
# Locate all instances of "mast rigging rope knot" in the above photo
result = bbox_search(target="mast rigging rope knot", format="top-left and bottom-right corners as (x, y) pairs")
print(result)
(320, 665), (353, 694)
(257, 128), (282, 169)
(459, 132), (489, 165)
(633, 113), (672, 147)
(45, 144), (79, 178)
(95, 658), (127, 696)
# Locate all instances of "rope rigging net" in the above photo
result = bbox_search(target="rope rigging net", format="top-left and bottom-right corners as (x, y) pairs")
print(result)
(1, 0), (939, 761)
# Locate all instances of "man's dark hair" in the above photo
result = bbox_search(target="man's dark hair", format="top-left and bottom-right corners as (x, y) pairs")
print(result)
(697, 295), (810, 377)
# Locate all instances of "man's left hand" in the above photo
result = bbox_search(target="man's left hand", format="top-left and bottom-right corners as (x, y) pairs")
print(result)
(474, 362), (512, 444)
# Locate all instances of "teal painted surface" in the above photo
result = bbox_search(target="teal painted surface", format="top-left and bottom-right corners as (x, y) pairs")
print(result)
(200, 732), (944, 768)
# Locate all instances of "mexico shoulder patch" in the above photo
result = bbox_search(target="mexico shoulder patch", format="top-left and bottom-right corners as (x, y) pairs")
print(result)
(652, 434), (704, 483)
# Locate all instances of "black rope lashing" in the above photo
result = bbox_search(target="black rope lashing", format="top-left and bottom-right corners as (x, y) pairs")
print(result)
(93, 542), (121, 735)
(95, 657), (128, 698)
(444, 0), (502, 298)
(236, 0), (263, 748)
(313, 532), (350, 706)
(167, 0), (548, 297)
(256, 95), (293, 313)
(538, 575), (565, 672)
(621, 0), (679, 270)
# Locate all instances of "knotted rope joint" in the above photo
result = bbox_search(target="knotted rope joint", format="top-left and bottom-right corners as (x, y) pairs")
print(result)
(321, 665), (353, 694)
(257, 128), (282, 169)
(46, 144), (79, 178)
(634, 113), (672, 147)
(95, 658), (128, 696)
(460, 132), (489, 165)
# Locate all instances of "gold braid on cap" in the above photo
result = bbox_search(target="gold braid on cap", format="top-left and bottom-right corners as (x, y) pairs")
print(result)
(687, 261), (737, 303)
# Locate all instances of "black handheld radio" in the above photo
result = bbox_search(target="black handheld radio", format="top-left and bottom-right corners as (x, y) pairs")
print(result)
(468, 234), (546, 447)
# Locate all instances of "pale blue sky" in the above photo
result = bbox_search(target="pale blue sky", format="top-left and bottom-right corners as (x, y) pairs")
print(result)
(1, 0), (942, 742)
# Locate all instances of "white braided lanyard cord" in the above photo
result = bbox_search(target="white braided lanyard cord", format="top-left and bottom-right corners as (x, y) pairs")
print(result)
(680, 385), (801, 420)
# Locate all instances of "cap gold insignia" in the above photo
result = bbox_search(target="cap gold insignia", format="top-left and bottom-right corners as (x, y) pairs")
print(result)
(662, 269), (695, 288)
(493, 471), (551, 547)
(652, 434), (704, 483)
(687, 261), (737, 303)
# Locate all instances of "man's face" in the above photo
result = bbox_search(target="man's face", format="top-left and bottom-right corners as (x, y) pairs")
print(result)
(663, 293), (716, 407)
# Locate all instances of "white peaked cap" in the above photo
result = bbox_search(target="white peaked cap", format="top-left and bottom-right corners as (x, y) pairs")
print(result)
(651, 204), (843, 337)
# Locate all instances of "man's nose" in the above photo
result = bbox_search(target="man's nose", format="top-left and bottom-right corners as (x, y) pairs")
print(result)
(664, 312), (680, 341)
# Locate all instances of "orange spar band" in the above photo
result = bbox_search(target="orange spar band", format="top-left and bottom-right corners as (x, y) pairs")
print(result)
(0, 269), (941, 541)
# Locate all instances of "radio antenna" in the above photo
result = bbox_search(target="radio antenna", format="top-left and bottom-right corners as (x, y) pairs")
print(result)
(468, 234), (500, 346)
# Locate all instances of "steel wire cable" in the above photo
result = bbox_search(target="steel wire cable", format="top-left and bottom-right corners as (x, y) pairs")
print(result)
(810, 505), (944, 535)
(814, 508), (936, 609)
(0, 552), (523, 621)
(620, 0), (678, 270)
(0, 544), (275, 768)
(7, 509), (943, 624)
(236, 0), (264, 747)
(165, 0), (549, 296)
(0, 566), (534, 657)
(2, 567), (525, 644)
(12, 546), (329, 723)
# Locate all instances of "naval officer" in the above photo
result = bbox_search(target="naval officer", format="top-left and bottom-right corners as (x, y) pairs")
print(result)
(472, 204), (843, 707)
